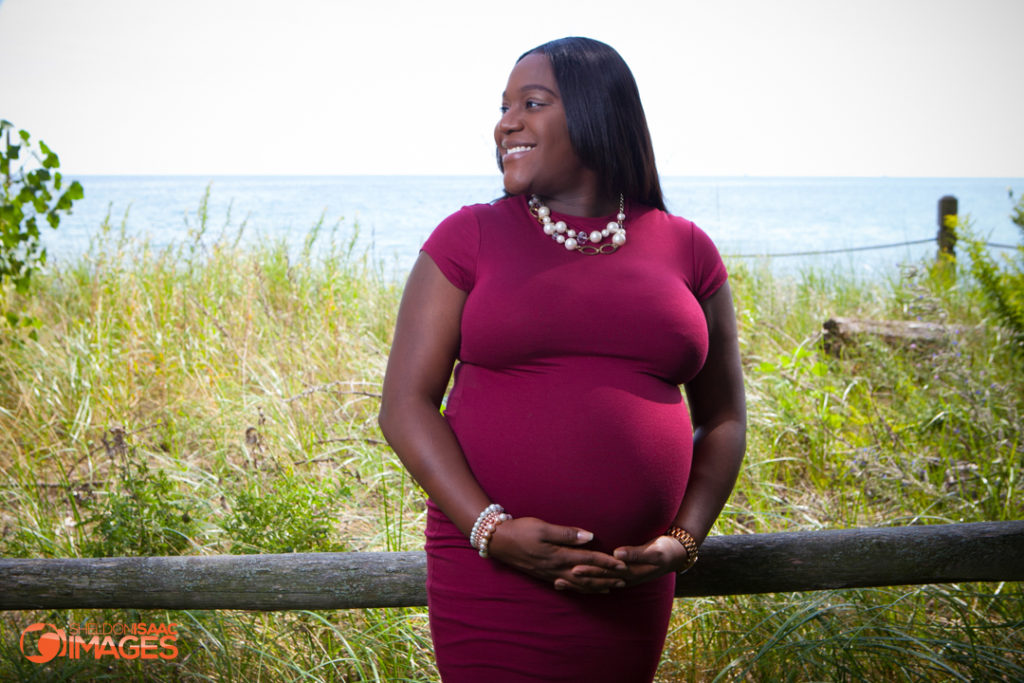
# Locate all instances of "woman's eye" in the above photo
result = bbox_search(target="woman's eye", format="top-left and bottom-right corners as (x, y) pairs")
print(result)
(499, 105), (509, 114)
(525, 100), (542, 109)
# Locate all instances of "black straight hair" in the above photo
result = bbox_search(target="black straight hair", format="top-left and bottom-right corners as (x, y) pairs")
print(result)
(516, 37), (666, 212)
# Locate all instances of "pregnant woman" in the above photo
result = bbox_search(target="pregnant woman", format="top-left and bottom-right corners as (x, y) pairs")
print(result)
(379, 36), (746, 682)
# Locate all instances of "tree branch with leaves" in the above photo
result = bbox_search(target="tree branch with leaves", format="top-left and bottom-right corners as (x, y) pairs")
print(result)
(1, 119), (84, 335)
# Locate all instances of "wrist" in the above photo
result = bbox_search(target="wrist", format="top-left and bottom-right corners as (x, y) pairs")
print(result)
(664, 526), (699, 574)
(469, 503), (512, 558)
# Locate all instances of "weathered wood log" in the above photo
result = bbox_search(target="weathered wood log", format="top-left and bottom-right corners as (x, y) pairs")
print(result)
(0, 551), (426, 611)
(676, 521), (1024, 596)
(1, 522), (1021, 611)
(822, 316), (970, 354)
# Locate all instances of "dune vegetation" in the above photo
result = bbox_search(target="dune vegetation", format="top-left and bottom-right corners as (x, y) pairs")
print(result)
(1, 195), (1021, 681)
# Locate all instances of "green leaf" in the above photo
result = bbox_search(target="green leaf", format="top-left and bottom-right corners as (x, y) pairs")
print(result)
(1, 124), (81, 328)
(14, 269), (32, 293)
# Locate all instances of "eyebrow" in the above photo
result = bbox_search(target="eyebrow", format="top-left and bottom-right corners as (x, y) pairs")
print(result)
(502, 84), (559, 99)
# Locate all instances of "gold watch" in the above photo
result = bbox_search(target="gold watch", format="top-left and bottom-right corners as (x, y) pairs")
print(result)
(665, 526), (699, 574)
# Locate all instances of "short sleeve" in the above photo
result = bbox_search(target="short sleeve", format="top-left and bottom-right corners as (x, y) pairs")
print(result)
(690, 223), (728, 301)
(421, 206), (482, 292)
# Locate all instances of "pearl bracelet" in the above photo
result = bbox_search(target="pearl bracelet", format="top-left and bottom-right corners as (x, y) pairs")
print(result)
(665, 526), (699, 574)
(476, 512), (511, 558)
(469, 503), (512, 558)
(470, 504), (502, 547)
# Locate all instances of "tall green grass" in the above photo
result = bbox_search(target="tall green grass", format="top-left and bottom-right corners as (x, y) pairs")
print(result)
(1, 196), (1020, 681)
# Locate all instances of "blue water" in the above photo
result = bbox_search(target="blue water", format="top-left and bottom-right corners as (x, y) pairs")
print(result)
(44, 175), (1023, 278)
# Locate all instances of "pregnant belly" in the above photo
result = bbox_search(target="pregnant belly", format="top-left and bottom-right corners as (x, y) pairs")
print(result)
(445, 365), (693, 551)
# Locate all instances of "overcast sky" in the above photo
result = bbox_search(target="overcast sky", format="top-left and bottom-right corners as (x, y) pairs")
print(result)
(1, 0), (1022, 177)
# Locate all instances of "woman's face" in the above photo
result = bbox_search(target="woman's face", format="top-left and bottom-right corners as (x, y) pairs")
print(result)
(494, 52), (596, 208)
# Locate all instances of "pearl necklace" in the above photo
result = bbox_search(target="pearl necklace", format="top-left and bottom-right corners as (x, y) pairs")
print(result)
(528, 194), (627, 254)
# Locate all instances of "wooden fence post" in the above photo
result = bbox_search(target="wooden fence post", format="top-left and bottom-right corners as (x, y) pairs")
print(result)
(937, 195), (958, 258)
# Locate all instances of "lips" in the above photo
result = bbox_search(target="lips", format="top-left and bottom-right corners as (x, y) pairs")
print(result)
(501, 143), (535, 161)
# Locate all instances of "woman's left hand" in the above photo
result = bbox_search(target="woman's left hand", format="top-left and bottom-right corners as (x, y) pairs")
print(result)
(593, 535), (691, 586)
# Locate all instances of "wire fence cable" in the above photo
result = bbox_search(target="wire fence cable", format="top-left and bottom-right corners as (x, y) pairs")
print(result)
(726, 238), (1016, 259)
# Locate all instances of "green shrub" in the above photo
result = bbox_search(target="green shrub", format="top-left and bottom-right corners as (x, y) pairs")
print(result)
(80, 428), (206, 557)
(0, 120), (83, 334)
(225, 474), (349, 554)
(962, 192), (1024, 356)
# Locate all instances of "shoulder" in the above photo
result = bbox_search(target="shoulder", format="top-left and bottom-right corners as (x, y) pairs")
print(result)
(422, 196), (521, 292)
(639, 206), (699, 231)
(639, 206), (727, 298)
(463, 195), (523, 222)
(435, 196), (521, 231)
(636, 206), (713, 247)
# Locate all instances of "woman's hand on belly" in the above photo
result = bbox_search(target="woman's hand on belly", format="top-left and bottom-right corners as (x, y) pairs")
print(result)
(606, 535), (691, 585)
(489, 517), (630, 593)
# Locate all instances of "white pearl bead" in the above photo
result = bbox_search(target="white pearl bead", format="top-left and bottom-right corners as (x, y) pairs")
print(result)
(543, 223), (555, 235)
(589, 230), (603, 243)
(564, 238), (577, 250)
(607, 221), (620, 232)
(556, 234), (565, 244)
(617, 212), (626, 222)
(567, 229), (576, 238)
(555, 220), (567, 234)
(537, 206), (550, 218)
(602, 228), (611, 237)
(612, 232), (627, 246)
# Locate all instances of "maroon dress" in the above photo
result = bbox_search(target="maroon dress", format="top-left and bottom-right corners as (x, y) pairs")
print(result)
(421, 194), (727, 682)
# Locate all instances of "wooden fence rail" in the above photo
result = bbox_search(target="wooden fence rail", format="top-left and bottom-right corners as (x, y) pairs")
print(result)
(2, 521), (1021, 612)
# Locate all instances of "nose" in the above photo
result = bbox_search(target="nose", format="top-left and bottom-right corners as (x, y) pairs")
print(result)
(496, 106), (523, 136)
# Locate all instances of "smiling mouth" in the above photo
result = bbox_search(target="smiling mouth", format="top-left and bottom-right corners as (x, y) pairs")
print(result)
(502, 144), (535, 160)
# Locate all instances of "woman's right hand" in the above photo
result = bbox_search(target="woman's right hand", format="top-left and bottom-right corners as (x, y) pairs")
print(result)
(487, 517), (629, 593)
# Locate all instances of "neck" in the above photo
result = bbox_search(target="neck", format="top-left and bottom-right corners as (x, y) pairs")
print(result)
(536, 190), (617, 217)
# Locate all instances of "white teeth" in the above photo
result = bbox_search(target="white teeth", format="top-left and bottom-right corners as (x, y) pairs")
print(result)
(504, 145), (533, 155)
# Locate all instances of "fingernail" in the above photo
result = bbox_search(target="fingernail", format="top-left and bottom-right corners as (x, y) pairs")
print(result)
(577, 530), (594, 543)
(614, 580), (626, 589)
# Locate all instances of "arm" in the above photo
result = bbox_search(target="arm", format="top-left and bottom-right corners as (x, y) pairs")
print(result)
(610, 281), (747, 580)
(378, 252), (488, 537)
(379, 253), (627, 591)
(675, 280), (747, 544)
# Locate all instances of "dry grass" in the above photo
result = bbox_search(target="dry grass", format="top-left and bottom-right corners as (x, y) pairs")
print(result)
(1, 200), (1021, 681)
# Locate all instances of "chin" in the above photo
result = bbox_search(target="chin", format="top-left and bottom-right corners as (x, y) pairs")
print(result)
(500, 176), (527, 197)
